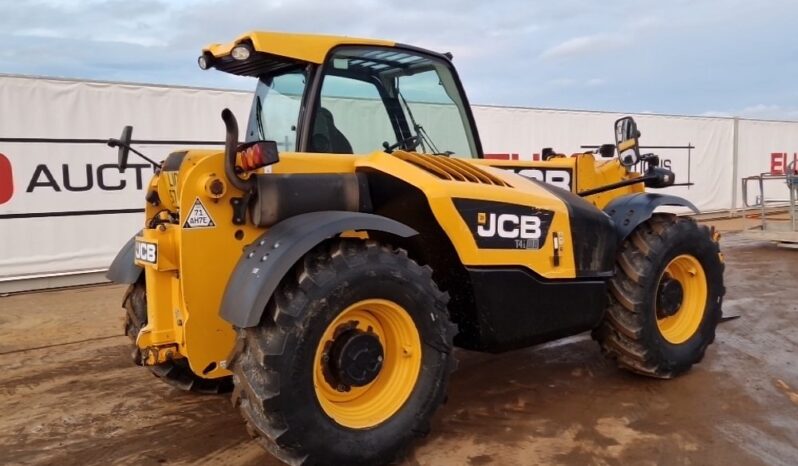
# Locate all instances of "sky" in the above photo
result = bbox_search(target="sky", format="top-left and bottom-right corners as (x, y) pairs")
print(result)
(1, 0), (798, 120)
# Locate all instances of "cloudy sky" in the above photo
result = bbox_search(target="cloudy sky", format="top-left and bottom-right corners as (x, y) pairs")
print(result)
(2, 0), (797, 119)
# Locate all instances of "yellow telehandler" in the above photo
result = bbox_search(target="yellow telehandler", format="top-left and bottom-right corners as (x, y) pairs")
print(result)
(107, 31), (724, 465)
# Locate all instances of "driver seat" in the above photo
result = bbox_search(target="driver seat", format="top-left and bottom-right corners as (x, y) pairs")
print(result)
(311, 107), (353, 154)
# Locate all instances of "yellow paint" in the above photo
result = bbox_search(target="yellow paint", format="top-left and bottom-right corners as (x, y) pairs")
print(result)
(574, 154), (643, 209)
(204, 31), (394, 65)
(136, 149), (264, 377)
(656, 254), (708, 344)
(313, 299), (422, 429)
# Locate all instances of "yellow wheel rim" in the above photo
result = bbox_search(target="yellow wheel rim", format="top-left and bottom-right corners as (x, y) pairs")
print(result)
(313, 299), (422, 429)
(656, 254), (708, 344)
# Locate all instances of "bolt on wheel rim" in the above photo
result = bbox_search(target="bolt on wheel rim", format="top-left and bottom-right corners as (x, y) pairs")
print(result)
(655, 254), (708, 344)
(313, 299), (422, 429)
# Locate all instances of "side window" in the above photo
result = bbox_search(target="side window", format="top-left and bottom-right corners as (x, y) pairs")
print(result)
(312, 75), (396, 154)
(246, 70), (307, 150)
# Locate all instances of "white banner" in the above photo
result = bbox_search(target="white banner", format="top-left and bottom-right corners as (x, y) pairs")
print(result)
(1, 74), (797, 288)
(735, 119), (798, 208)
(0, 75), (250, 282)
(474, 107), (735, 212)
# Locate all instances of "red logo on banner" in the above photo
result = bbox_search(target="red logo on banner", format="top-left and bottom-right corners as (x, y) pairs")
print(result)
(0, 153), (13, 205)
(771, 152), (798, 175)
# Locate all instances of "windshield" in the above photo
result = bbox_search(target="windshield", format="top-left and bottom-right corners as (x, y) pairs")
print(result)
(245, 69), (307, 150)
(394, 63), (475, 158)
(311, 47), (478, 158)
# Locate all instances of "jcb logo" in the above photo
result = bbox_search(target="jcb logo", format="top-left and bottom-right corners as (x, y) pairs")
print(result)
(516, 168), (571, 191)
(454, 199), (554, 250)
(0, 153), (13, 205)
(134, 241), (157, 264)
(477, 212), (542, 239)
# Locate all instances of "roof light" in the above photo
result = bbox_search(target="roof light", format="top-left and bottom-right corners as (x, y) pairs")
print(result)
(197, 55), (211, 70)
(231, 45), (251, 61)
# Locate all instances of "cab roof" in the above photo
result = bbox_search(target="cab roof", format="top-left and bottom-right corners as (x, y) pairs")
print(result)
(203, 31), (395, 65)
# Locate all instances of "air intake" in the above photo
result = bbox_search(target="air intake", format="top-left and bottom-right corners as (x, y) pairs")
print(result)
(393, 152), (510, 187)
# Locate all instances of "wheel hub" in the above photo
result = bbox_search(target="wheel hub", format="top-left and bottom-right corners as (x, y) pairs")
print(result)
(657, 275), (684, 319)
(325, 328), (384, 390)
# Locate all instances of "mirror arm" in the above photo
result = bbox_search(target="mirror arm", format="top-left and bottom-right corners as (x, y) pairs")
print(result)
(128, 146), (162, 169)
(107, 139), (162, 169)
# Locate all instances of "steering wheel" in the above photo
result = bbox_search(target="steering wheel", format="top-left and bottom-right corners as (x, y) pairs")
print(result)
(383, 135), (420, 153)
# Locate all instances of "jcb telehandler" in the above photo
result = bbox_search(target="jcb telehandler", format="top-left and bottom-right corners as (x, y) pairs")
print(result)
(107, 32), (724, 465)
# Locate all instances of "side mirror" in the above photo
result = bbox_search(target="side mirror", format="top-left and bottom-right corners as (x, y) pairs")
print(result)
(598, 144), (615, 158)
(108, 126), (133, 173)
(614, 117), (641, 167)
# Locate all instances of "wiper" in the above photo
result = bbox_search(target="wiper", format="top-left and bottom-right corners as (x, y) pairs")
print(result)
(255, 95), (267, 141)
(398, 91), (440, 154)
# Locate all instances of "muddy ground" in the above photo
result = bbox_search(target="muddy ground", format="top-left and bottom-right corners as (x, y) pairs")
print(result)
(1, 228), (797, 465)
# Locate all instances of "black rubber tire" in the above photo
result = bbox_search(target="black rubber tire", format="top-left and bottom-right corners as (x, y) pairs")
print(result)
(229, 239), (456, 466)
(593, 214), (725, 378)
(123, 280), (233, 394)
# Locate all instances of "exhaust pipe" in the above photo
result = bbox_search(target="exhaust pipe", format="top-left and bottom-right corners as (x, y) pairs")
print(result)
(221, 108), (253, 192)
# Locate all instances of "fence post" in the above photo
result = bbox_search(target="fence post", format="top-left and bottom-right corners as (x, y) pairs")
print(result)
(730, 117), (740, 217)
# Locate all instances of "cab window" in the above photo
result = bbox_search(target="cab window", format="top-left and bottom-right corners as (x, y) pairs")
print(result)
(246, 69), (307, 150)
(309, 47), (478, 158)
(313, 75), (395, 154)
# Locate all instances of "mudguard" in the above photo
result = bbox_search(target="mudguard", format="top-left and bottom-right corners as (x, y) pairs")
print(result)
(220, 211), (418, 328)
(604, 193), (699, 243)
(106, 231), (143, 284)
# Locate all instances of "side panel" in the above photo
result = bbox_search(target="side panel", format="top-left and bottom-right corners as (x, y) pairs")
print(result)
(458, 267), (607, 352)
(356, 152), (582, 280)
(174, 152), (265, 378)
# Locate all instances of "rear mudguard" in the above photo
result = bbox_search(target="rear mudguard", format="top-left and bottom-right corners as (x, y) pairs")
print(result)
(219, 211), (418, 328)
(107, 231), (143, 284)
(604, 193), (699, 243)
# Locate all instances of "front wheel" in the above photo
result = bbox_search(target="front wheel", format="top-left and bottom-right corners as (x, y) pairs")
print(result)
(594, 214), (725, 378)
(229, 240), (456, 465)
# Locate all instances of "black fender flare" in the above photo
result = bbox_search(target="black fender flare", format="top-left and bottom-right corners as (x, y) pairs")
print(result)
(106, 230), (143, 284)
(604, 193), (699, 243)
(219, 211), (419, 328)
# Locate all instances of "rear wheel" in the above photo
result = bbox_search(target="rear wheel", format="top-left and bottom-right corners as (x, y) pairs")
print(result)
(123, 280), (232, 393)
(594, 214), (725, 378)
(229, 240), (456, 465)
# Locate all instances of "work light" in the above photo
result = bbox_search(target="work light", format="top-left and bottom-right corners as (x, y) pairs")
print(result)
(231, 45), (251, 61)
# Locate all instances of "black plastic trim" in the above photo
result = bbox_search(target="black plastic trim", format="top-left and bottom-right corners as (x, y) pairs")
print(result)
(604, 193), (700, 243)
(457, 266), (607, 352)
(162, 151), (188, 171)
(106, 231), (143, 284)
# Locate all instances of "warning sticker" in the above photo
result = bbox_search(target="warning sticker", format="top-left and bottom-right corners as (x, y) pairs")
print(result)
(183, 197), (216, 229)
